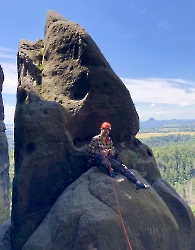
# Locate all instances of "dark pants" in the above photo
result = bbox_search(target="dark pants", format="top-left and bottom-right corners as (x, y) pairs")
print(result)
(94, 153), (138, 184)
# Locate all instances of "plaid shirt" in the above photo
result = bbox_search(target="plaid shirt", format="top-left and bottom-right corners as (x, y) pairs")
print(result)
(87, 134), (115, 157)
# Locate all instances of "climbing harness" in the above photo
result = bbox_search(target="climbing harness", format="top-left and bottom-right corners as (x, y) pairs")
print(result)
(109, 168), (133, 250)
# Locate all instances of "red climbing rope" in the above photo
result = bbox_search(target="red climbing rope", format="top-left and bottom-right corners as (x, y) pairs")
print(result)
(109, 168), (133, 250)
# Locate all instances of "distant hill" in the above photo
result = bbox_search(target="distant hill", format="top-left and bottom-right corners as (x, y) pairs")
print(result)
(140, 118), (195, 131)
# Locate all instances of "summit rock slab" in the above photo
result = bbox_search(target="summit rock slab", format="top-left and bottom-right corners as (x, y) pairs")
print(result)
(22, 168), (195, 250)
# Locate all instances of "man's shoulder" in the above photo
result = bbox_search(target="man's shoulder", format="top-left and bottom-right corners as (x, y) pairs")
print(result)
(92, 134), (101, 140)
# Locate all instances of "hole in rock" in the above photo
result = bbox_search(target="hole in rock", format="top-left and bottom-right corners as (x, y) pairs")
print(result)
(17, 88), (27, 104)
(68, 71), (89, 100)
(43, 110), (48, 115)
(73, 136), (92, 147)
(146, 149), (153, 157)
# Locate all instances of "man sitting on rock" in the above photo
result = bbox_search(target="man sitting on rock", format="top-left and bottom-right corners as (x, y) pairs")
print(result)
(87, 122), (150, 190)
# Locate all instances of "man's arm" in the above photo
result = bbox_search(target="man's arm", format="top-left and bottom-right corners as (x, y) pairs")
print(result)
(87, 138), (97, 156)
(108, 138), (115, 156)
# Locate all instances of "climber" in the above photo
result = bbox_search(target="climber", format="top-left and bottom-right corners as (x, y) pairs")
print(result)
(87, 122), (150, 190)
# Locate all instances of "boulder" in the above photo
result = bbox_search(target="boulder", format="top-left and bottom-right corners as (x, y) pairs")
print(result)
(153, 178), (195, 250)
(0, 220), (11, 250)
(22, 168), (195, 250)
(0, 65), (10, 213)
(116, 139), (161, 183)
(17, 9), (139, 145)
(12, 10), (139, 249)
(12, 98), (89, 249)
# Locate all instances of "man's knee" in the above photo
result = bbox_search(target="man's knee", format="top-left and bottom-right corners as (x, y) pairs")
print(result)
(109, 159), (123, 172)
(95, 153), (110, 168)
(95, 153), (106, 161)
(95, 153), (105, 165)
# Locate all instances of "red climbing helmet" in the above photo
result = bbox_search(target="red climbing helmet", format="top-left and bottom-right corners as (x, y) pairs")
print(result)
(100, 122), (111, 130)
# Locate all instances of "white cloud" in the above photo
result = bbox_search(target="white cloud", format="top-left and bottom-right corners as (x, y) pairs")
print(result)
(157, 21), (171, 31)
(0, 47), (15, 52)
(158, 21), (170, 30)
(139, 8), (147, 15)
(137, 105), (195, 121)
(0, 47), (16, 59)
(0, 54), (16, 59)
(1, 52), (195, 123)
(0, 47), (18, 94)
(3, 105), (15, 124)
(1, 62), (18, 94)
(123, 77), (195, 106)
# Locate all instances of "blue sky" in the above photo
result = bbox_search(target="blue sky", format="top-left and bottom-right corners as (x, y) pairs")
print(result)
(1, 0), (195, 124)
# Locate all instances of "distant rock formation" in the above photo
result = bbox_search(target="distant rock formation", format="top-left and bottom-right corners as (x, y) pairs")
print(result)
(0, 65), (10, 212)
(8, 10), (195, 250)
(140, 118), (195, 130)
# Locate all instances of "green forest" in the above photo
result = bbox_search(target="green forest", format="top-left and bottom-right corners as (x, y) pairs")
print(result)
(139, 134), (195, 213)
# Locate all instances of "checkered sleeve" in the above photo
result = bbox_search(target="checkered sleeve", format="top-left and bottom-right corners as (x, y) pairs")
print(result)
(87, 136), (102, 156)
(108, 138), (115, 156)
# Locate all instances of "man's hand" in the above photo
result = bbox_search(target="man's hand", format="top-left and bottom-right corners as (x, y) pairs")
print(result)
(102, 149), (110, 157)
(110, 168), (115, 178)
(101, 149), (112, 157)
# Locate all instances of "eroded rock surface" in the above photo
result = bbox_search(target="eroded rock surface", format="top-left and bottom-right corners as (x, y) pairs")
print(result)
(11, 10), (195, 250)
(0, 220), (11, 250)
(12, 10), (141, 249)
(17, 10), (139, 145)
(0, 65), (10, 212)
(22, 168), (195, 250)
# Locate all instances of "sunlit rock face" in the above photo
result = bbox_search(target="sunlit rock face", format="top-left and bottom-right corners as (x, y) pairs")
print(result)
(17, 10), (139, 145)
(0, 65), (10, 212)
(12, 10), (140, 249)
(11, 10), (195, 250)
(22, 169), (195, 250)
